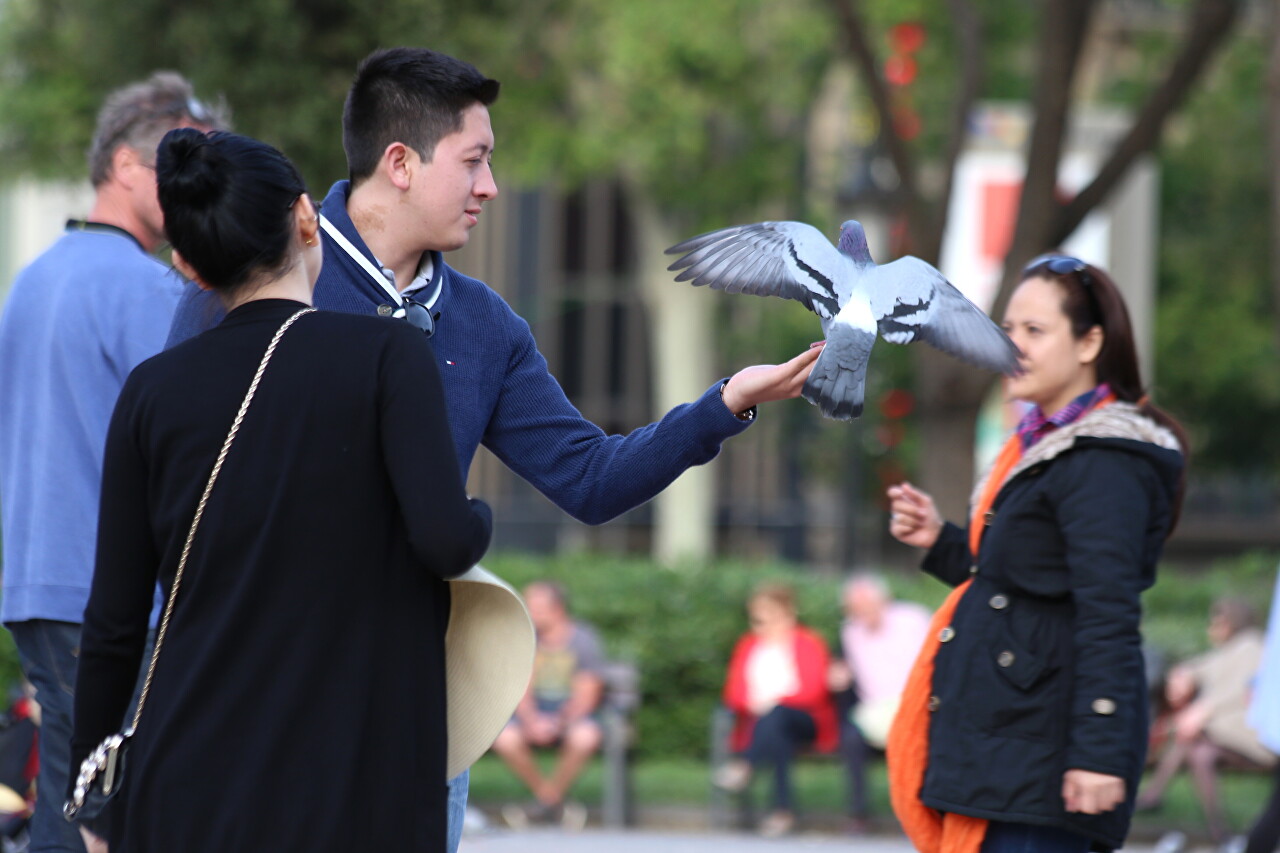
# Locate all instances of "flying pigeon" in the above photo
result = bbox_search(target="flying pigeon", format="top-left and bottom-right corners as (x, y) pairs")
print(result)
(666, 220), (1021, 420)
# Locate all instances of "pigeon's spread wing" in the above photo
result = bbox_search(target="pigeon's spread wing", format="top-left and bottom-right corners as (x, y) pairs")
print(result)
(866, 256), (1021, 373)
(666, 222), (847, 321)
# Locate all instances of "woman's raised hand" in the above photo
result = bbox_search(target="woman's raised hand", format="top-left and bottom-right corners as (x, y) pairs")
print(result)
(886, 481), (944, 550)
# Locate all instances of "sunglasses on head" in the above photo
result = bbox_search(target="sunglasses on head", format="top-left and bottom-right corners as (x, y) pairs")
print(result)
(1023, 254), (1104, 323)
(1023, 254), (1093, 286)
(402, 296), (436, 337)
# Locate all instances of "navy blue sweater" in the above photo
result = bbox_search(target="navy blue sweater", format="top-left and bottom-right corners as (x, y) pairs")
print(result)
(167, 181), (751, 523)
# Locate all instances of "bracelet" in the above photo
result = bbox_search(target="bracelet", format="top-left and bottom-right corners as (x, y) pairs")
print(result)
(719, 382), (757, 423)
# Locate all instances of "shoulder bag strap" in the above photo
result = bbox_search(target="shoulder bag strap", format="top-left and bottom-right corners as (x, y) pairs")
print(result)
(128, 306), (316, 733)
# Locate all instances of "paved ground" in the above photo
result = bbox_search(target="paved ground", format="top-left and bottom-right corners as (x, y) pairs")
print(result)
(459, 827), (1171, 852)
(461, 827), (923, 852)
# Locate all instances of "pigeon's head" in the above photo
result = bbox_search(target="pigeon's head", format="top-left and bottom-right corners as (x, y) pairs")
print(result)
(837, 220), (873, 265)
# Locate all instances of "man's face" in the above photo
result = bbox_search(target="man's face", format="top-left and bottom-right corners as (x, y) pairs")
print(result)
(127, 147), (166, 250)
(524, 585), (565, 635)
(406, 103), (498, 252)
(845, 583), (886, 629)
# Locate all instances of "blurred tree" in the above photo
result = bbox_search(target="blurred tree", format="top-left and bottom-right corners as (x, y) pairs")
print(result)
(0, 0), (472, 190)
(826, 0), (1244, 517)
(0, 0), (838, 562)
(1156, 22), (1278, 473)
(0, 0), (1257, 545)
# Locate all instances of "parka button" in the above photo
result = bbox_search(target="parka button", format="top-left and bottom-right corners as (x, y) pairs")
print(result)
(377, 304), (394, 316)
(989, 594), (1009, 610)
(983, 510), (995, 526)
(997, 650), (1015, 667)
(969, 564), (979, 575)
(927, 695), (941, 712)
(1092, 698), (1117, 716)
(939, 626), (955, 643)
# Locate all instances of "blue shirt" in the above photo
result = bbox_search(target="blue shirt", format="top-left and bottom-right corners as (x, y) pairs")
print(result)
(0, 227), (184, 623)
(166, 180), (751, 522)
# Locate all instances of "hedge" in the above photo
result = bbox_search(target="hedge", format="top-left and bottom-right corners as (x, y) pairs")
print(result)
(0, 549), (1272, 763)
(480, 549), (1278, 761)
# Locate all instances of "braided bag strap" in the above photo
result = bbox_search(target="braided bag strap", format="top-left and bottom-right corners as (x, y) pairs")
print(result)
(129, 306), (315, 732)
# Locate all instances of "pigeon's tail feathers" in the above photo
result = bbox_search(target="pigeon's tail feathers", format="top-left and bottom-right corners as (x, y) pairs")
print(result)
(801, 323), (874, 421)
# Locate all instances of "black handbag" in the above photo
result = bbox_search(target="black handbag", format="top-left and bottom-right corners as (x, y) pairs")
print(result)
(64, 308), (315, 824)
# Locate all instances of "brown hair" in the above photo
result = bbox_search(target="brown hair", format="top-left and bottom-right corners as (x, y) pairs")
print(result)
(1021, 256), (1188, 531)
(750, 582), (797, 615)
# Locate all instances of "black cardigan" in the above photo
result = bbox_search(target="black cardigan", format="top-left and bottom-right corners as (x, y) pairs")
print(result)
(71, 299), (491, 851)
(917, 409), (1182, 851)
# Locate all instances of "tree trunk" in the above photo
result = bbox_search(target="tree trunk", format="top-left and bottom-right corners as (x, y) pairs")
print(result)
(991, 0), (1098, 321)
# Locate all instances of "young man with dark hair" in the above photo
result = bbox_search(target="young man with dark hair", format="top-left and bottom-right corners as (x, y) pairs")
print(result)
(167, 46), (819, 851)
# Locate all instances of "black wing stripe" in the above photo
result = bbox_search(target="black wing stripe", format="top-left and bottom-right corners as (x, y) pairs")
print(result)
(788, 244), (840, 316)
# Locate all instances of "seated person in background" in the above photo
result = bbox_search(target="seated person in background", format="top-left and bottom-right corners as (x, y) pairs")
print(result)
(827, 572), (930, 831)
(493, 581), (605, 831)
(1136, 596), (1277, 844)
(717, 582), (838, 838)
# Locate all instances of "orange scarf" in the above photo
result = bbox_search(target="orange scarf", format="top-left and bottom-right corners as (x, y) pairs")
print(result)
(887, 393), (1116, 852)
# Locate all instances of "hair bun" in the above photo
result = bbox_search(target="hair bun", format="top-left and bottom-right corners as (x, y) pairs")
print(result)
(156, 127), (226, 208)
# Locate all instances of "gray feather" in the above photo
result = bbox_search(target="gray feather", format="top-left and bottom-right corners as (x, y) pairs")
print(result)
(802, 323), (875, 420)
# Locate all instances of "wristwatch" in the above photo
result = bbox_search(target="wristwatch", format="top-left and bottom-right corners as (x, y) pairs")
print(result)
(719, 382), (757, 422)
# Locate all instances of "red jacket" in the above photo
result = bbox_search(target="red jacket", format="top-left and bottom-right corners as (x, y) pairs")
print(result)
(722, 625), (839, 753)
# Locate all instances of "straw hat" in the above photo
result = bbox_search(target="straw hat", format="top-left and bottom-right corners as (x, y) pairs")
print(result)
(444, 565), (535, 779)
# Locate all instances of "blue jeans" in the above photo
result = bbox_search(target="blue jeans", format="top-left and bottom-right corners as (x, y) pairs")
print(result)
(447, 769), (468, 853)
(979, 821), (1092, 853)
(10, 620), (89, 853)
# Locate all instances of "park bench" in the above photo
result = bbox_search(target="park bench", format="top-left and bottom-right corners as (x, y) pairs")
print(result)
(707, 705), (852, 830)
(599, 660), (640, 828)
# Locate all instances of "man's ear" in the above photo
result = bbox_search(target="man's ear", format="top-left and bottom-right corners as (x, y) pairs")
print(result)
(172, 249), (212, 291)
(112, 146), (143, 190)
(383, 142), (414, 191)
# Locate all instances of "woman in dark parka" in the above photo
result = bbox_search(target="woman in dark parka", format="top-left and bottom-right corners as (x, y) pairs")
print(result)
(69, 130), (491, 852)
(886, 256), (1185, 853)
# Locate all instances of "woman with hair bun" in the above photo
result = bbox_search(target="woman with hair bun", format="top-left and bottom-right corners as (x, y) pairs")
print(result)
(885, 256), (1186, 853)
(69, 129), (491, 852)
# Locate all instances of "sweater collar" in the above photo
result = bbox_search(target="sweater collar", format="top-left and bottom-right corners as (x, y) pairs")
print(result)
(318, 181), (447, 314)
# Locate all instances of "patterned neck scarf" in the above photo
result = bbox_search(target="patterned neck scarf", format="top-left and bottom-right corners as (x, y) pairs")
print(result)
(1016, 383), (1112, 450)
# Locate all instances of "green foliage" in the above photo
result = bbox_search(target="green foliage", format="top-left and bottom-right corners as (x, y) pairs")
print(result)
(0, 0), (457, 190)
(480, 550), (1271, 761)
(450, 0), (836, 228)
(0, 0), (838, 232)
(1154, 31), (1280, 471)
(1142, 550), (1278, 662)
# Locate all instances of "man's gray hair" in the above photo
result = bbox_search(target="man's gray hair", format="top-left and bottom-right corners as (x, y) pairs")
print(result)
(843, 570), (890, 599)
(87, 71), (229, 187)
